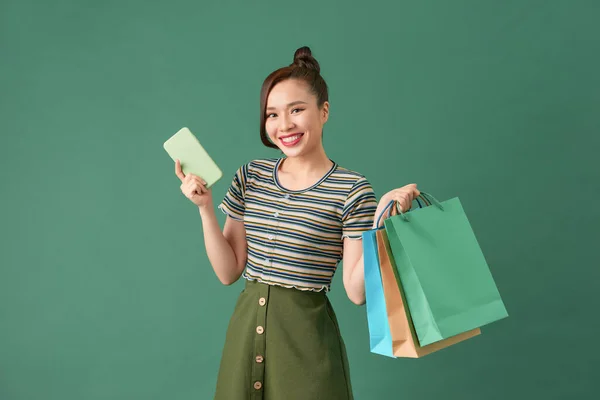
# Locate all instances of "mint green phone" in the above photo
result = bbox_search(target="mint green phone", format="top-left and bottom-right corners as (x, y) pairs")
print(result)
(163, 127), (223, 188)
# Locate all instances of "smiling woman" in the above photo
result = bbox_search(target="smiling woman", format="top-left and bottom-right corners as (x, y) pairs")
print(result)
(264, 79), (328, 157)
(174, 46), (421, 400)
(259, 46), (329, 150)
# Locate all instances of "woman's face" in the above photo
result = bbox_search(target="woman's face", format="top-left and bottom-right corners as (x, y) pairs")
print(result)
(265, 79), (329, 158)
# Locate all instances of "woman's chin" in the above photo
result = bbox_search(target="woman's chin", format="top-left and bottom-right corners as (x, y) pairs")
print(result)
(279, 145), (305, 158)
(278, 137), (312, 158)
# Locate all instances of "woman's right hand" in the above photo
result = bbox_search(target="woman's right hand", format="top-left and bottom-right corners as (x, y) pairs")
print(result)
(175, 159), (213, 209)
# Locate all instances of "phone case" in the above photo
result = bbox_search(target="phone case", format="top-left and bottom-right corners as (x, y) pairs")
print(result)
(163, 127), (223, 189)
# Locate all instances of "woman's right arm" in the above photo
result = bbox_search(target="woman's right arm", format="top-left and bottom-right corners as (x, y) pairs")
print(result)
(175, 160), (247, 285)
(198, 204), (247, 285)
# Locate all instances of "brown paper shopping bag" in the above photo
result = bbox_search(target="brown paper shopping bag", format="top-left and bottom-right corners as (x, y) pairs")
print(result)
(376, 229), (481, 357)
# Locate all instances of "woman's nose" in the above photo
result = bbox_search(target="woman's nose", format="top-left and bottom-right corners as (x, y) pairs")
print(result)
(279, 115), (295, 132)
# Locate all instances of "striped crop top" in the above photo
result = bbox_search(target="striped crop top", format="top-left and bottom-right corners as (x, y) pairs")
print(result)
(218, 158), (377, 292)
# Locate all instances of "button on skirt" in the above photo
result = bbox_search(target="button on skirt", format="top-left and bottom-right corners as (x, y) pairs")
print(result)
(214, 279), (354, 400)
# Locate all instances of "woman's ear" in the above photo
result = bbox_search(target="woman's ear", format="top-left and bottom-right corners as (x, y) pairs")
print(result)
(321, 101), (330, 124)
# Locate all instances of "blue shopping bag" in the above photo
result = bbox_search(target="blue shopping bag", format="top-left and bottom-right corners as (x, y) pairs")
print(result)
(363, 228), (395, 358)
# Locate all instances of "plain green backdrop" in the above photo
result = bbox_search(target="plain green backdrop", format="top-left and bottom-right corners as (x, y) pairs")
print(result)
(1, 0), (598, 399)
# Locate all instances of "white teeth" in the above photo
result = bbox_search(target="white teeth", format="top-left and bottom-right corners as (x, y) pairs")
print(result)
(282, 134), (302, 143)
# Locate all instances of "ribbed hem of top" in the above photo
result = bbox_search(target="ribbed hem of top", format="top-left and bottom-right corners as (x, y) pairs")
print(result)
(341, 234), (364, 240)
(242, 274), (330, 293)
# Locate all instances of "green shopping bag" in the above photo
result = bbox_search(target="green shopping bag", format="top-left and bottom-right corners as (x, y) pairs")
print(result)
(384, 192), (508, 347)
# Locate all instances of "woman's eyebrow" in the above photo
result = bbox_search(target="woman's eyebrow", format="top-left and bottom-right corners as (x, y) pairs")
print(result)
(266, 100), (308, 111)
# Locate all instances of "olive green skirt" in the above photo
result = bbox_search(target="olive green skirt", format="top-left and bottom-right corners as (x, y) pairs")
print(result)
(214, 279), (354, 400)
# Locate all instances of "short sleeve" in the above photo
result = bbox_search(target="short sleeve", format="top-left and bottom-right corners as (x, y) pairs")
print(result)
(342, 176), (377, 239)
(218, 163), (249, 221)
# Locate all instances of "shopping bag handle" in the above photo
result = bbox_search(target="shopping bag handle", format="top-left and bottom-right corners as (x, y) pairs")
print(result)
(375, 191), (444, 226)
(418, 191), (444, 210)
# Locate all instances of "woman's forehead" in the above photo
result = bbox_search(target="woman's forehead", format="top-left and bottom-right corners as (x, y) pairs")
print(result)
(267, 80), (314, 107)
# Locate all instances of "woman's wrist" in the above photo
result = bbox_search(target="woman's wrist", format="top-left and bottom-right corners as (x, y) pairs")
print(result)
(198, 200), (215, 217)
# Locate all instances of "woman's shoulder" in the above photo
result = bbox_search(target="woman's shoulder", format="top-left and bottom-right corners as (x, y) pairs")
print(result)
(329, 165), (377, 215)
(230, 157), (279, 177)
(330, 164), (373, 186)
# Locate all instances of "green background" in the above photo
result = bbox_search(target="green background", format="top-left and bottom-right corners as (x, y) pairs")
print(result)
(1, 0), (598, 399)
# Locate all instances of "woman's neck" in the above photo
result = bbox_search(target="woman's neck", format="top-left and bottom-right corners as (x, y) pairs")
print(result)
(280, 146), (332, 177)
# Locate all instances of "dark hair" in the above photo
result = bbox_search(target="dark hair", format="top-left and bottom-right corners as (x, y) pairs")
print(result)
(259, 46), (329, 149)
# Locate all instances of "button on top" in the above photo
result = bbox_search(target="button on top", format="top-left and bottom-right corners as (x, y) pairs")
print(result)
(268, 234), (274, 240)
(259, 297), (266, 306)
(273, 212), (279, 218)
(255, 355), (264, 363)
(264, 258), (270, 264)
(256, 326), (264, 334)
(284, 194), (290, 199)
(254, 381), (262, 390)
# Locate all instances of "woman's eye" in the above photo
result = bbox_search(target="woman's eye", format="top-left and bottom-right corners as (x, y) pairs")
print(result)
(291, 108), (304, 114)
(267, 113), (277, 118)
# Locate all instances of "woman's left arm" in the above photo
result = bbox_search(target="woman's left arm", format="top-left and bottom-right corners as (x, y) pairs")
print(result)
(342, 183), (421, 305)
(342, 238), (368, 305)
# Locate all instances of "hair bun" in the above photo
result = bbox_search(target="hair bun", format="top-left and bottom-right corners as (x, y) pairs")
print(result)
(292, 46), (320, 73)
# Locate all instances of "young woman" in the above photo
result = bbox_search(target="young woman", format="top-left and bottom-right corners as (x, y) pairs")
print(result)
(174, 46), (420, 400)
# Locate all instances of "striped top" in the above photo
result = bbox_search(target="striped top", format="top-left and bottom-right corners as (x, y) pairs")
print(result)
(218, 158), (378, 292)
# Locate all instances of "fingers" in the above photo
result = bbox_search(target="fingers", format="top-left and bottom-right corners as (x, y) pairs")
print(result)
(187, 180), (206, 196)
(191, 180), (208, 195)
(380, 183), (422, 214)
(175, 160), (186, 181)
(181, 175), (208, 198)
(402, 184), (420, 200)
(403, 183), (420, 198)
(408, 183), (421, 198)
(390, 184), (420, 212)
(181, 182), (203, 197)
(395, 191), (412, 213)
(175, 161), (208, 188)
(187, 174), (207, 188)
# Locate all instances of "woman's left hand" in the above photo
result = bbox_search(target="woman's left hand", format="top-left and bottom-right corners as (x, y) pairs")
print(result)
(373, 184), (421, 227)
